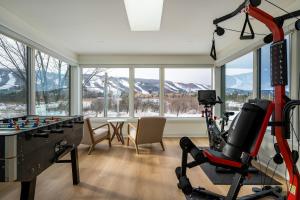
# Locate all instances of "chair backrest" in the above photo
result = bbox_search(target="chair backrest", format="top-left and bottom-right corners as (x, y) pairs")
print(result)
(136, 117), (166, 144)
(81, 118), (94, 145)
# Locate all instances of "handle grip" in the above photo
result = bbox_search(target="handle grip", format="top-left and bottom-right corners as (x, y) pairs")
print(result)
(51, 129), (64, 134)
(33, 131), (49, 138)
(62, 124), (73, 128)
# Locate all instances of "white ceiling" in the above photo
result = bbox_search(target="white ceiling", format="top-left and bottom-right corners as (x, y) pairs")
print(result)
(0, 0), (297, 56)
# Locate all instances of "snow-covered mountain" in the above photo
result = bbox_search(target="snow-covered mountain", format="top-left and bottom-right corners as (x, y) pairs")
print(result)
(82, 74), (210, 95)
(0, 68), (69, 92)
(1, 68), (273, 96)
(226, 72), (253, 91)
(0, 68), (25, 91)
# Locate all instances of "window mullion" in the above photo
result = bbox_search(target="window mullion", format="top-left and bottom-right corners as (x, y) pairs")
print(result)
(104, 72), (108, 117)
(160, 67), (164, 116)
(28, 47), (36, 115)
(129, 67), (134, 117)
(256, 48), (262, 99)
(253, 49), (260, 99)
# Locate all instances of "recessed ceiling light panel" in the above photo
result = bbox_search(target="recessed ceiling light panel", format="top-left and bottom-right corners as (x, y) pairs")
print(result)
(124, 0), (164, 31)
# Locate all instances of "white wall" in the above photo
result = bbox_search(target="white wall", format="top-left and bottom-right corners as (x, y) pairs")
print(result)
(79, 55), (214, 65)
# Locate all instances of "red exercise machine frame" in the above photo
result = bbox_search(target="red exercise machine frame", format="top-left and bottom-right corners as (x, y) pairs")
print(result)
(213, 1), (300, 199)
(247, 5), (299, 200)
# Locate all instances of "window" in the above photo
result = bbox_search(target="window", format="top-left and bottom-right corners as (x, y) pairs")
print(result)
(107, 68), (129, 117)
(0, 34), (27, 118)
(35, 51), (70, 115)
(82, 68), (129, 117)
(260, 35), (290, 99)
(225, 52), (253, 115)
(164, 68), (211, 117)
(82, 68), (105, 117)
(134, 68), (160, 117)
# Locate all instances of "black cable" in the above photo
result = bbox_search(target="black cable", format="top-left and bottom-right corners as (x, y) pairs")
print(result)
(268, 164), (278, 186)
(290, 108), (300, 143)
(221, 27), (268, 36)
(256, 155), (263, 189)
(262, 157), (272, 187)
(265, 0), (300, 20)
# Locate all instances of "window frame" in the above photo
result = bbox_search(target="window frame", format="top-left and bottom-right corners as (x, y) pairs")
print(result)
(80, 65), (213, 119)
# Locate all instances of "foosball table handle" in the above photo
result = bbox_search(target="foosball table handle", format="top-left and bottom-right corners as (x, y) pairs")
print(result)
(51, 129), (64, 134)
(75, 121), (84, 124)
(62, 124), (73, 128)
(33, 131), (49, 138)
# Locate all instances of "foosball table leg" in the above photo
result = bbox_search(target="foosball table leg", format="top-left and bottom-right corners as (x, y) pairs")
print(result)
(71, 147), (80, 185)
(20, 177), (36, 200)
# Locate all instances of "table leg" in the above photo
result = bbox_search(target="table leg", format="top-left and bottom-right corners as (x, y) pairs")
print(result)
(115, 122), (121, 141)
(21, 177), (36, 200)
(119, 122), (124, 144)
(110, 122), (117, 141)
(71, 147), (80, 185)
(109, 121), (125, 144)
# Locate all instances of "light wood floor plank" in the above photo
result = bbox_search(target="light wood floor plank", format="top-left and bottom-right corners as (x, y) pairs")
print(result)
(0, 138), (285, 200)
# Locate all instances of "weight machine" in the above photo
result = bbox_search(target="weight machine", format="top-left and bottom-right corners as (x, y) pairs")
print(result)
(175, 0), (300, 199)
(198, 90), (259, 174)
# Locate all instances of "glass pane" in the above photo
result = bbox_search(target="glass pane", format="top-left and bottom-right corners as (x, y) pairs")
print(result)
(260, 43), (272, 100)
(134, 68), (160, 117)
(106, 68), (129, 117)
(225, 52), (253, 116)
(164, 68), (211, 117)
(0, 34), (27, 118)
(82, 68), (129, 117)
(260, 35), (290, 99)
(82, 68), (105, 117)
(35, 51), (69, 115)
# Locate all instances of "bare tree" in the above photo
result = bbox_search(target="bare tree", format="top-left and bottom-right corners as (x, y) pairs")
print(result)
(0, 35), (26, 84)
(90, 98), (104, 117)
(35, 51), (70, 114)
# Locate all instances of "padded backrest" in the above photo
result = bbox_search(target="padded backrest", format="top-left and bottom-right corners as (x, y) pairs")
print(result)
(222, 99), (273, 160)
(249, 100), (274, 156)
(136, 117), (166, 144)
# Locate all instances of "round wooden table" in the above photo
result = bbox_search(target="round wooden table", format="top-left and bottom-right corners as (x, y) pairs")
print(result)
(107, 119), (127, 144)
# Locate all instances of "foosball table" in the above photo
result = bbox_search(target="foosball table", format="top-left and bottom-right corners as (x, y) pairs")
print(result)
(0, 115), (84, 200)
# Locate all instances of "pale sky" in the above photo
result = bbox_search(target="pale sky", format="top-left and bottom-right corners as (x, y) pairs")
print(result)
(84, 68), (212, 85)
(225, 52), (253, 76)
(165, 68), (211, 85)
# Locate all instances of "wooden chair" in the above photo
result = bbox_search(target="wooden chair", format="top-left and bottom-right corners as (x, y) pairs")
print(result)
(127, 117), (166, 154)
(81, 118), (111, 154)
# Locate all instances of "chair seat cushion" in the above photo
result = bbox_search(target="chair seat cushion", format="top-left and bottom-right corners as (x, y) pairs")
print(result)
(93, 128), (109, 140)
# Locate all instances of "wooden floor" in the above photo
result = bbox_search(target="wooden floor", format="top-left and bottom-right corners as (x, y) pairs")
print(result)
(0, 138), (284, 200)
